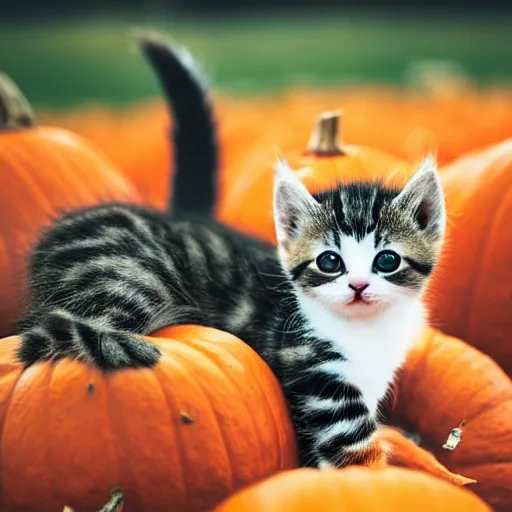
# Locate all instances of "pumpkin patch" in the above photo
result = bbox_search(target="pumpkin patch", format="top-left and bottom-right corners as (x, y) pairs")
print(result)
(38, 84), (512, 214)
(1, 44), (511, 512)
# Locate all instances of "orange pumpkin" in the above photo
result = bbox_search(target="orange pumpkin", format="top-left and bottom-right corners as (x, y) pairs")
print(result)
(0, 73), (140, 337)
(389, 328), (512, 512)
(427, 140), (512, 376)
(219, 110), (414, 242)
(39, 101), (172, 211)
(0, 325), (297, 512)
(213, 466), (490, 512)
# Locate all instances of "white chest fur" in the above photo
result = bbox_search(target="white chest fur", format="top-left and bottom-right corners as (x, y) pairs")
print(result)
(299, 296), (425, 414)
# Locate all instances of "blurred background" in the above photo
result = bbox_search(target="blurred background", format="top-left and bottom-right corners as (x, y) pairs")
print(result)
(1, 0), (511, 216)
(1, 1), (511, 109)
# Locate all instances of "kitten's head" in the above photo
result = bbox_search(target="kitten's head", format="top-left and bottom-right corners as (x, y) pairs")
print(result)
(273, 156), (446, 320)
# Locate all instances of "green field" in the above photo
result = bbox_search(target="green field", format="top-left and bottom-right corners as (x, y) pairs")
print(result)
(1, 14), (511, 109)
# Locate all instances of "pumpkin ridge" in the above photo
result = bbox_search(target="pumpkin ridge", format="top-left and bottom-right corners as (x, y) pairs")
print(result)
(190, 339), (270, 475)
(102, 374), (125, 507)
(406, 336), (477, 443)
(223, 154), (271, 216)
(0, 355), (24, 507)
(38, 131), (94, 205)
(394, 331), (435, 408)
(47, 361), (77, 507)
(465, 175), (512, 343)
(430, 335), (512, 426)
(185, 339), (269, 479)
(169, 343), (235, 491)
(182, 331), (294, 470)
(152, 362), (187, 495)
(444, 398), (512, 468)
(15, 363), (55, 506)
(185, 337), (280, 410)
(147, 336), (237, 509)
(454, 461), (512, 512)
(391, 332), (455, 436)
(242, 356), (286, 471)
(104, 366), (185, 511)
(456, 376), (512, 426)
(433, 143), (512, 349)
(8, 140), (58, 214)
(3, 139), (60, 233)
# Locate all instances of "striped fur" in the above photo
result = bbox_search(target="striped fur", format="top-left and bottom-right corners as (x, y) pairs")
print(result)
(15, 39), (446, 469)
(16, 197), (385, 465)
(17, 204), (285, 369)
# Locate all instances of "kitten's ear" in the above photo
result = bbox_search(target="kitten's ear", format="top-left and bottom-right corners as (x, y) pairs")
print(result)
(392, 155), (446, 239)
(273, 157), (319, 247)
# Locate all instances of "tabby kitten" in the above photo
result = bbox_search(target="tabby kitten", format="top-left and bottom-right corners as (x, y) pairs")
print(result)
(16, 37), (446, 469)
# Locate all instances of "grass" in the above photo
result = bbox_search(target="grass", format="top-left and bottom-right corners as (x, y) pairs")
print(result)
(0, 13), (511, 109)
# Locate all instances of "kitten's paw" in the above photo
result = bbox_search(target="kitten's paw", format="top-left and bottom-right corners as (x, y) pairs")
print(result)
(17, 309), (161, 371)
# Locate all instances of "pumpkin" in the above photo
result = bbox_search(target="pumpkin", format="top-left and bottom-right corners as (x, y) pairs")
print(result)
(39, 101), (172, 211)
(0, 73), (140, 337)
(213, 466), (491, 512)
(426, 139), (512, 376)
(388, 328), (512, 512)
(219, 110), (414, 242)
(0, 325), (297, 512)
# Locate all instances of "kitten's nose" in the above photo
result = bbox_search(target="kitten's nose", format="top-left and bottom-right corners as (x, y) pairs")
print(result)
(348, 280), (369, 292)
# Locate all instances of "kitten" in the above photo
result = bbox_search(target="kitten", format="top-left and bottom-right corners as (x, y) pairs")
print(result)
(16, 36), (446, 469)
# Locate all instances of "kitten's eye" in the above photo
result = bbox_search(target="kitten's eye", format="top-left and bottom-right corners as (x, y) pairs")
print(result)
(374, 250), (401, 273)
(316, 251), (343, 274)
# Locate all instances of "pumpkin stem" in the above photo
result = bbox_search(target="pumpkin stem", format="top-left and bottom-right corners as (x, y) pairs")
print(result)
(99, 488), (124, 512)
(305, 110), (345, 156)
(63, 488), (124, 512)
(0, 73), (37, 130)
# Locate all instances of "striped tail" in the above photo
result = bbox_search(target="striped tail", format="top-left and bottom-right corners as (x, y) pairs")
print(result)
(139, 34), (218, 217)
